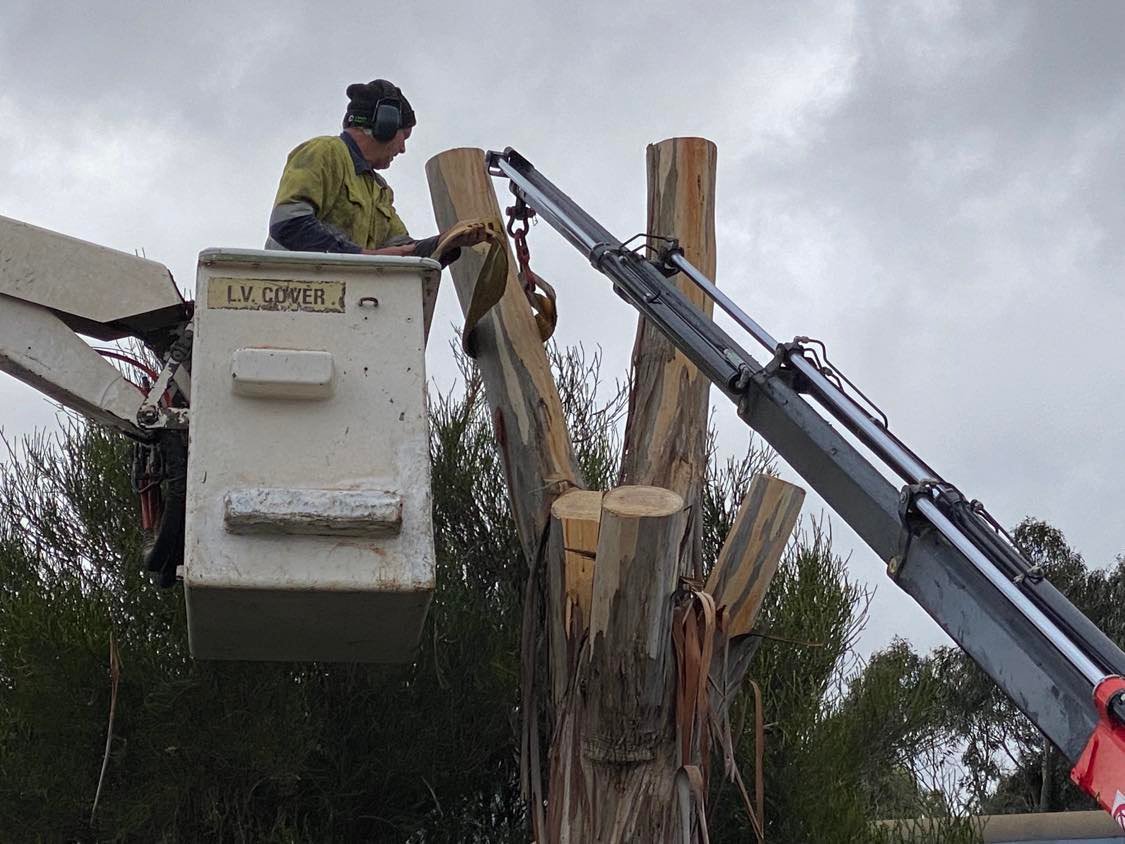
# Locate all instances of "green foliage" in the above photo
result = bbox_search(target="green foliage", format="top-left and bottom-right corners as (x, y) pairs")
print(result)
(550, 344), (628, 490)
(707, 521), (976, 842)
(1, 406), (526, 842)
(700, 430), (778, 569)
(0, 348), (975, 842)
(868, 816), (984, 844)
(699, 449), (975, 841)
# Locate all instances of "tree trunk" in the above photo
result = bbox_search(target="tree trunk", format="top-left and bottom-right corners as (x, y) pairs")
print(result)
(552, 485), (690, 842)
(428, 142), (804, 843)
(619, 137), (718, 578)
(426, 148), (585, 840)
(586, 486), (687, 760)
(425, 148), (583, 562)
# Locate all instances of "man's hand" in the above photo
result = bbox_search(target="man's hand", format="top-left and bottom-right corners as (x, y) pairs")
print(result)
(406, 221), (499, 266)
(362, 245), (415, 256)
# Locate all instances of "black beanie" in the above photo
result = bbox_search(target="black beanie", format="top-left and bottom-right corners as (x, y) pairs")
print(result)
(343, 79), (416, 130)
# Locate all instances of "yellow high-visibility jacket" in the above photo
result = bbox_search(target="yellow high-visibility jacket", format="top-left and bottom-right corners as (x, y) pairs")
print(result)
(267, 133), (410, 253)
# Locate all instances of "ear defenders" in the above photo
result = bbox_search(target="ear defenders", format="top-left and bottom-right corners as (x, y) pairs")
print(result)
(371, 97), (402, 142)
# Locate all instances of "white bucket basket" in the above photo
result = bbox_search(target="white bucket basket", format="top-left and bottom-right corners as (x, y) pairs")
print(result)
(184, 249), (438, 662)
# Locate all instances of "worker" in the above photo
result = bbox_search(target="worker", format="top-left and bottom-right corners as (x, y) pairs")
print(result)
(266, 78), (485, 262)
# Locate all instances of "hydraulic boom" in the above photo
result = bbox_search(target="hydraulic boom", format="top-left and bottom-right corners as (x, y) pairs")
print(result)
(486, 147), (1125, 825)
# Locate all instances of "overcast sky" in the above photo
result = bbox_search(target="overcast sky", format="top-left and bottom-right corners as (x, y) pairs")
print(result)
(2, 1), (1123, 658)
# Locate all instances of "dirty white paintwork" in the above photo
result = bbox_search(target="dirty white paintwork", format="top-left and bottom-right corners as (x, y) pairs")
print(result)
(184, 248), (440, 663)
(0, 214), (182, 326)
(223, 487), (402, 537)
(230, 347), (335, 399)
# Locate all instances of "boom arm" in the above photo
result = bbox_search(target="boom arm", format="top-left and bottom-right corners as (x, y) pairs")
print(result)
(486, 147), (1125, 823)
(0, 214), (191, 439)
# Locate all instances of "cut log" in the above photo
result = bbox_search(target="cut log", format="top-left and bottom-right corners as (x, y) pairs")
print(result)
(426, 148), (582, 562)
(619, 137), (718, 577)
(706, 474), (804, 726)
(705, 475), (805, 639)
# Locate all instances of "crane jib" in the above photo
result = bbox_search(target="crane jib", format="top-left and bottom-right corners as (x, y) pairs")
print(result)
(485, 147), (1125, 784)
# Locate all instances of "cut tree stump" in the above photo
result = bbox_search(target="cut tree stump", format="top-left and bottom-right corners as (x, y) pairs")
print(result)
(547, 489), (604, 705)
(552, 484), (691, 842)
(706, 474), (806, 640)
(706, 474), (805, 722)
(587, 485), (688, 763)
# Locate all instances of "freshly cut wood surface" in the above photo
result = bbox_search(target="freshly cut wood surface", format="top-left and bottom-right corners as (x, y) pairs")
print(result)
(601, 485), (684, 518)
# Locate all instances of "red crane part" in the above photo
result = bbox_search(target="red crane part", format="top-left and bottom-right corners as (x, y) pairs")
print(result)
(1071, 675), (1125, 829)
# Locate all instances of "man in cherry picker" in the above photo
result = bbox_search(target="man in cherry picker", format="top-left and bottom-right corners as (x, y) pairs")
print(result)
(266, 78), (487, 262)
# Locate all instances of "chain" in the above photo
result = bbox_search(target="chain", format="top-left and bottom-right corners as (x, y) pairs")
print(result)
(503, 193), (558, 342)
(505, 195), (540, 298)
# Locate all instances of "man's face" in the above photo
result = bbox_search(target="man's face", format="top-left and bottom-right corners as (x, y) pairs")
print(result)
(370, 126), (411, 170)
